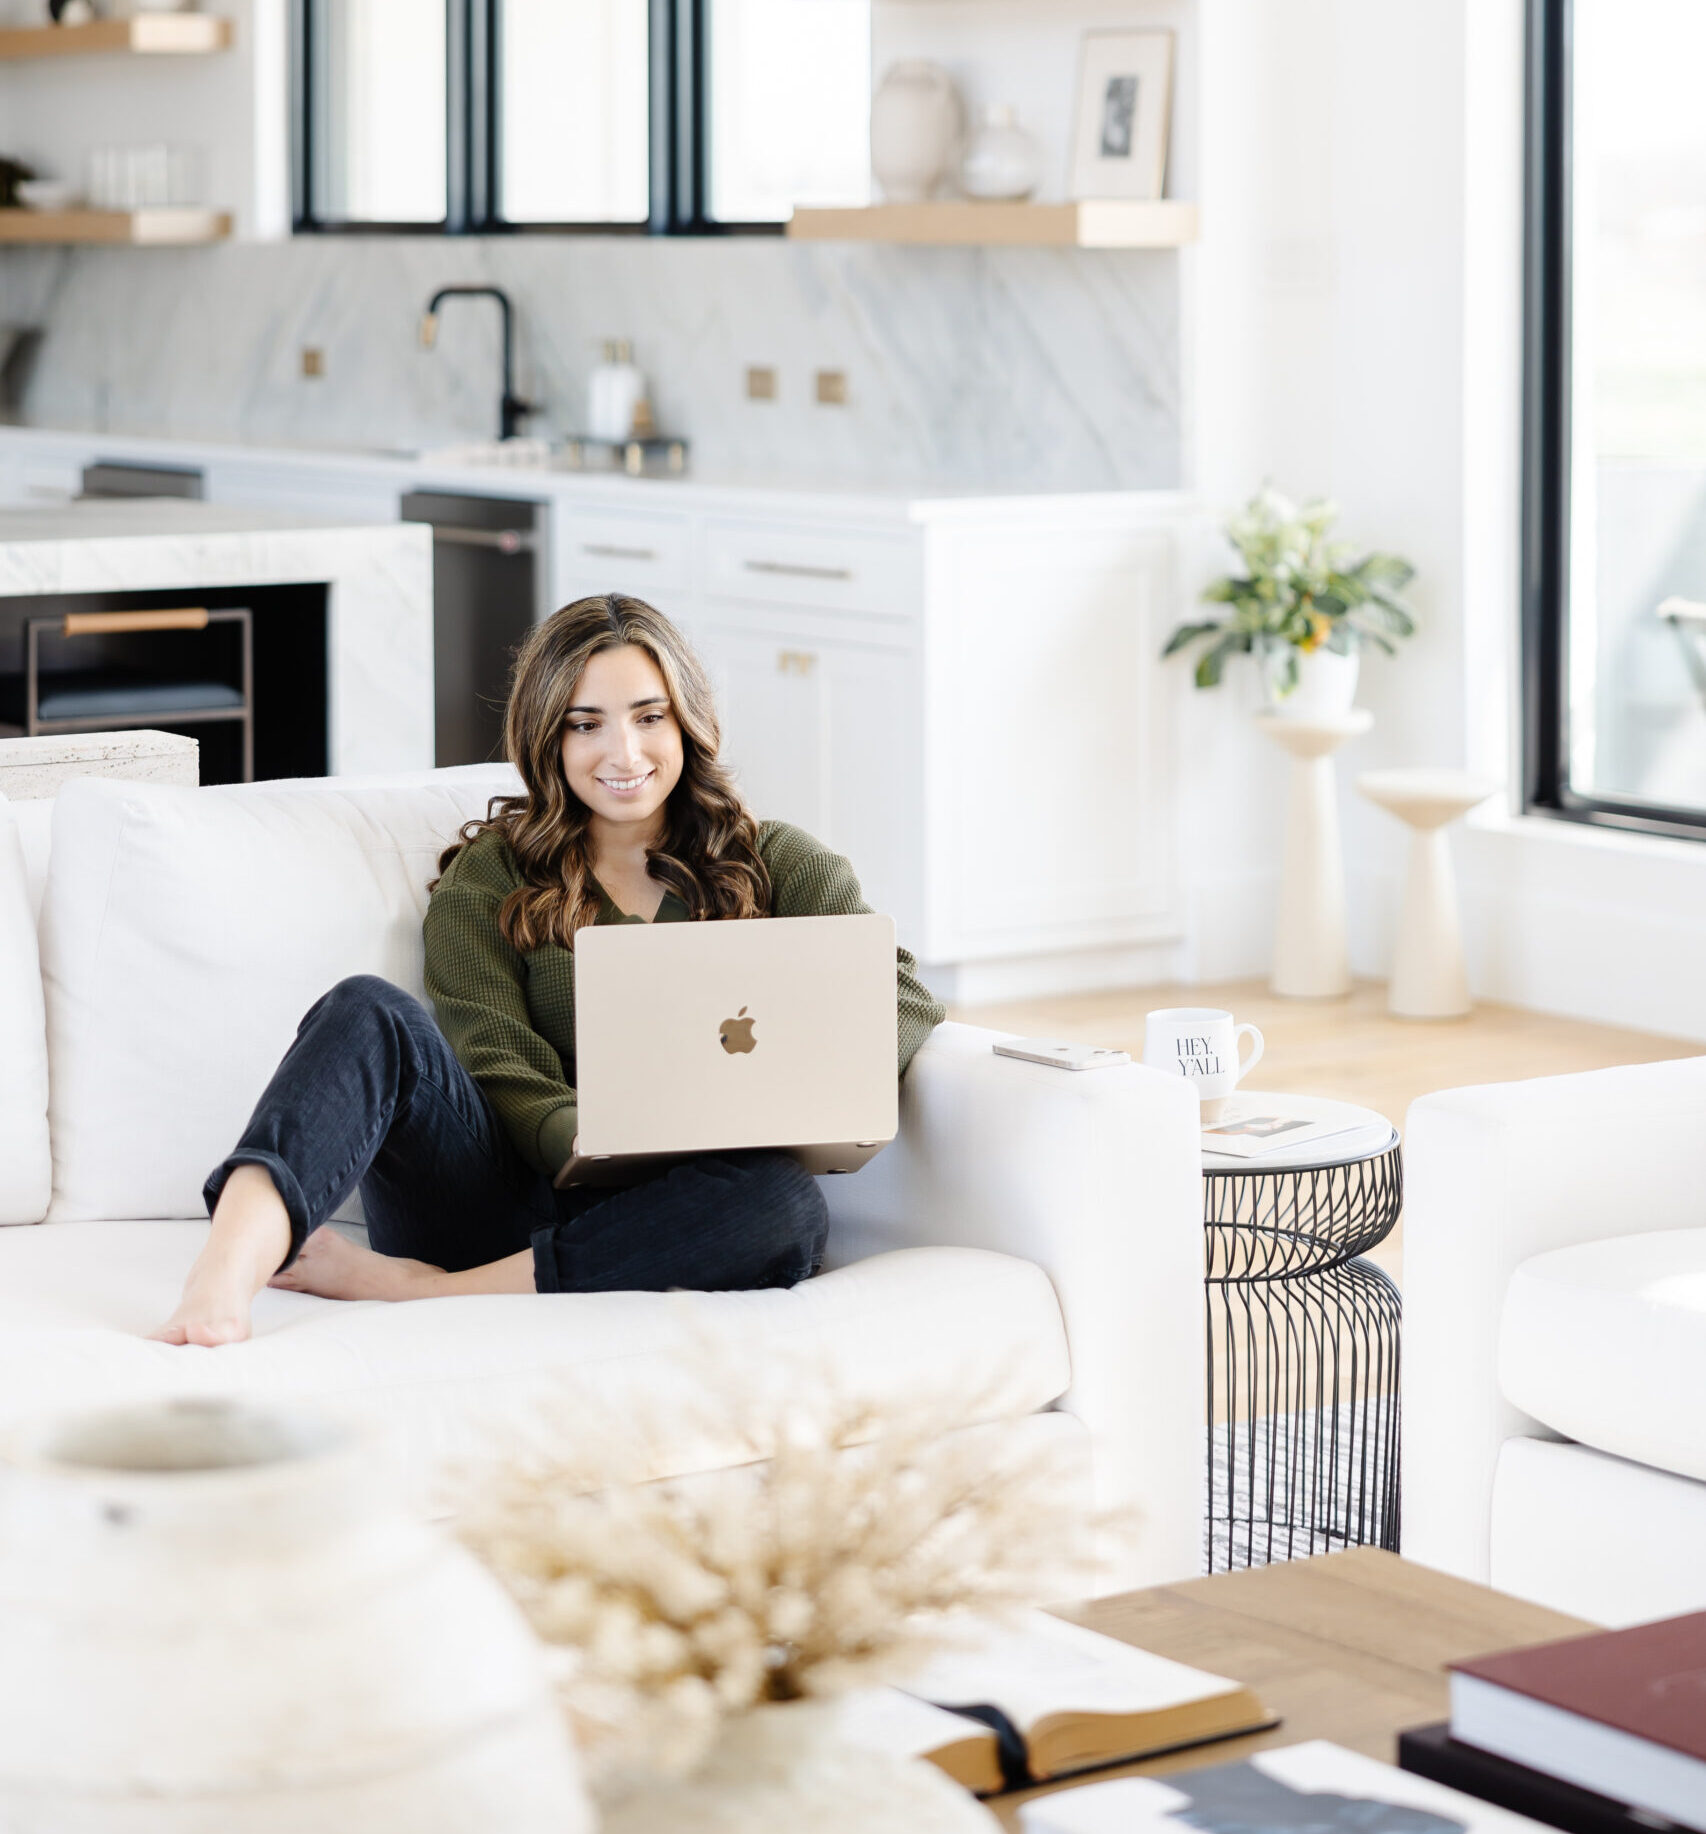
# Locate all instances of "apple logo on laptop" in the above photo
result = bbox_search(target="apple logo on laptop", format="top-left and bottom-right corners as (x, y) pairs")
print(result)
(719, 1006), (757, 1054)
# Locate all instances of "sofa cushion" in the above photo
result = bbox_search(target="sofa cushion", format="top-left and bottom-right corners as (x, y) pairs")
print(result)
(39, 767), (518, 1223)
(1500, 1227), (1706, 1483)
(0, 796), (49, 1224)
(1491, 1437), (1706, 1627)
(0, 1232), (1072, 1489)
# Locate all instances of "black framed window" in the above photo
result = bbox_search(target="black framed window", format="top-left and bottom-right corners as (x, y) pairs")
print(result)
(1526, 0), (1706, 837)
(294, 0), (870, 235)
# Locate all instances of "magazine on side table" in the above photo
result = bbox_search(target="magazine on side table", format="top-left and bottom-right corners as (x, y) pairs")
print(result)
(1201, 1093), (1397, 1166)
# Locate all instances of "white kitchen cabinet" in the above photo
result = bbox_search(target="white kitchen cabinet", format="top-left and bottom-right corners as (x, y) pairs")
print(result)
(700, 518), (920, 622)
(694, 622), (923, 943)
(552, 505), (692, 604)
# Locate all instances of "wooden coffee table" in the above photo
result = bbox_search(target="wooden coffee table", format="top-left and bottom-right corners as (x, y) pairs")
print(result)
(991, 1547), (1591, 1829)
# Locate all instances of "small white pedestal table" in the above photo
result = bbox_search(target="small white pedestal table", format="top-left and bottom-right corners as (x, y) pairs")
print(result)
(1355, 768), (1498, 1019)
(1254, 709), (1373, 999)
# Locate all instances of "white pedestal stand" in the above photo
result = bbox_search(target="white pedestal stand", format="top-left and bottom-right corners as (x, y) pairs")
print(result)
(1255, 709), (1373, 999)
(1355, 768), (1498, 1019)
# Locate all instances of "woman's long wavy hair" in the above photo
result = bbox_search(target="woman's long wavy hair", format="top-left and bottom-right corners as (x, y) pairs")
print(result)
(434, 593), (771, 950)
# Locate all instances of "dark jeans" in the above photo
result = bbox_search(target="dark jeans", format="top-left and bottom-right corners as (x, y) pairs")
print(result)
(204, 974), (831, 1295)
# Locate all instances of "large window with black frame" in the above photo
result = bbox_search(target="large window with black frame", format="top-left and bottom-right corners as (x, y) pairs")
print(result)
(1528, 0), (1706, 835)
(294, 0), (870, 235)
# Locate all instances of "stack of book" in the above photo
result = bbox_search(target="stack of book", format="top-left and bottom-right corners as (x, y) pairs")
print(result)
(1399, 1609), (1706, 1833)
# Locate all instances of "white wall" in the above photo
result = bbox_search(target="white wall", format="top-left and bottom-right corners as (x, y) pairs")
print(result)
(1172, 0), (1706, 1043)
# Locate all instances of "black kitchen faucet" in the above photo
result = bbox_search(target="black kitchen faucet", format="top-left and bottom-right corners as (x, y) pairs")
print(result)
(419, 285), (536, 442)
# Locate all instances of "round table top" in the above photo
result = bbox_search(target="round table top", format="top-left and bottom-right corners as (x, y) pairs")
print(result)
(1355, 767), (1499, 827)
(1201, 1092), (1399, 1171)
(1251, 708), (1375, 759)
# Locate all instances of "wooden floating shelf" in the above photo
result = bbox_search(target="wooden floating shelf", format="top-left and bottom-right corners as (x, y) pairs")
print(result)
(786, 199), (1199, 248)
(0, 15), (232, 58)
(0, 208), (232, 246)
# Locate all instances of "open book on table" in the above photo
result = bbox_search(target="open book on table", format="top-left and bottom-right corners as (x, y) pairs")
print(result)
(837, 1608), (1276, 1794)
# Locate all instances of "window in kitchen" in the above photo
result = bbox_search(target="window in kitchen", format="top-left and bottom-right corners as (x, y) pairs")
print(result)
(1527, 0), (1706, 834)
(303, 0), (449, 226)
(496, 0), (650, 225)
(705, 0), (870, 223)
(293, 0), (870, 234)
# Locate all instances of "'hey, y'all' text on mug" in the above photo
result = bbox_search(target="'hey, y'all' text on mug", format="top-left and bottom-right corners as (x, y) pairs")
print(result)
(1143, 1008), (1265, 1098)
(1176, 1039), (1224, 1076)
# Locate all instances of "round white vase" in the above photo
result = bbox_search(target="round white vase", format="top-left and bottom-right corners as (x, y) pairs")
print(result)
(870, 61), (963, 204)
(1261, 643), (1361, 717)
(960, 104), (1040, 202)
(0, 1399), (594, 1834)
(602, 1698), (999, 1834)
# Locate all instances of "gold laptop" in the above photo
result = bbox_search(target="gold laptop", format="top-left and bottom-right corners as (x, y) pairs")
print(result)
(557, 912), (900, 1188)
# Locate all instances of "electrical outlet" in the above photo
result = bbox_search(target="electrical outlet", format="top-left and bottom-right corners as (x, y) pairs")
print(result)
(746, 365), (777, 402)
(300, 347), (325, 379)
(815, 369), (848, 406)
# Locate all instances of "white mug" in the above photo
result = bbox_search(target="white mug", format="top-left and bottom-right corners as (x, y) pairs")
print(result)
(1143, 1007), (1264, 1108)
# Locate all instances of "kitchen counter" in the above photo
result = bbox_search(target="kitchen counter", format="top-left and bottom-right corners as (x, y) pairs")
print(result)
(0, 424), (1191, 528)
(0, 496), (433, 776)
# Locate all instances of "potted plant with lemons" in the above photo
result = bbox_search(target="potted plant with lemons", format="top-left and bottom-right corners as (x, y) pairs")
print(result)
(1164, 489), (1416, 716)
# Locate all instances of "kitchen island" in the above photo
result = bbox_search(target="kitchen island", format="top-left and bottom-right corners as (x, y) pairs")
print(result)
(0, 499), (432, 778)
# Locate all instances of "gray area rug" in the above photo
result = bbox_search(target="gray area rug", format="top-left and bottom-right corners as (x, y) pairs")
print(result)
(1204, 1398), (1400, 1572)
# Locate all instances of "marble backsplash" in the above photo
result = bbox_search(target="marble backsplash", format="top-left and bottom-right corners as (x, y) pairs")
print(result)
(0, 235), (1179, 492)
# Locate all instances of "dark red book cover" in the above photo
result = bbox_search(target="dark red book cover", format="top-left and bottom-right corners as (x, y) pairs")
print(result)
(1451, 1612), (1706, 1762)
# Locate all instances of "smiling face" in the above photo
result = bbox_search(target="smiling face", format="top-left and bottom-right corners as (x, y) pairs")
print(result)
(558, 642), (685, 843)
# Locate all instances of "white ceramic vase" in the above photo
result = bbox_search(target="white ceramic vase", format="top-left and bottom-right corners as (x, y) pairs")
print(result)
(1261, 642), (1361, 717)
(870, 61), (963, 204)
(960, 104), (1040, 202)
(602, 1698), (998, 1834)
(0, 1399), (594, 1834)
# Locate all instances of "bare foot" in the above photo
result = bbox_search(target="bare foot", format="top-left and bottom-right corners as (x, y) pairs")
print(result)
(150, 1165), (292, 1347)
(151, 1258), (262, 1347)
(269, 1228), (442, 1303)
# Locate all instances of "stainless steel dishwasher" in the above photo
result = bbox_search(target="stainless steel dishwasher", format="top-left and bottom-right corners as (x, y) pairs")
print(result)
(400, 491), (539, 768)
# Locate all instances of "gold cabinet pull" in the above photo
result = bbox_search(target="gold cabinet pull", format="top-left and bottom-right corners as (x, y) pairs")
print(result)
(748, 560), (853, 582)
(776, 649), (818, 676)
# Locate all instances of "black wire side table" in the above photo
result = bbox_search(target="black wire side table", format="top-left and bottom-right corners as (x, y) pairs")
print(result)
(1203, 1118), (1403, 1572)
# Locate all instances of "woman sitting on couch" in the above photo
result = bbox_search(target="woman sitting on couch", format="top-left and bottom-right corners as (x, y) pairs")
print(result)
(153, 593), (943, 1346)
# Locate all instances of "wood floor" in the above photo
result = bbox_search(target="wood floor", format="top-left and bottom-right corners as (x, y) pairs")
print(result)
(947, 978), (1698, 1281)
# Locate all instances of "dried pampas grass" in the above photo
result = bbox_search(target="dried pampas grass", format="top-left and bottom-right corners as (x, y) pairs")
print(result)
(453, 1339), (1125, 1794)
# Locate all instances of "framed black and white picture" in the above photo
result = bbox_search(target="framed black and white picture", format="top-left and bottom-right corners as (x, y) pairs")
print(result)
(1070, 29), (1174, 201)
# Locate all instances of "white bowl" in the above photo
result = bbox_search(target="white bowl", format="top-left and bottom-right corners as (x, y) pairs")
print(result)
(15, 180), (81, 213)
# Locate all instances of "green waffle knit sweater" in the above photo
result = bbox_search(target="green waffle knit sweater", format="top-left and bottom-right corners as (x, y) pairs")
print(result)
(422, 820), (946, 1176)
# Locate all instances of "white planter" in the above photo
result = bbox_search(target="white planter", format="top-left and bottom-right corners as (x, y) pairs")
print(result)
(870, 62), (963, 204)
(0, 1399), (594, 1834)
(603, 1698), (998, 1834)
(1261, 643), (1361, 717)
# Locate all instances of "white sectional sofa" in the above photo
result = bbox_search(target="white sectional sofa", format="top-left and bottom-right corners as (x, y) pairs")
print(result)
(1403, 1058), (1706, 1627)
(0, 767), (1206, 1588)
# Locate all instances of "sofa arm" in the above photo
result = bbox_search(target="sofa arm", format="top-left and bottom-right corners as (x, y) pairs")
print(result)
(1403, 1054), (1706, 1586)
(825, 1020), (1205, 1588)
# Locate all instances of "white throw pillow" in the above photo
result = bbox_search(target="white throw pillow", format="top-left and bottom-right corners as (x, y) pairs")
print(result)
(40, 767), (519, 1223)
(0, 794), (50, 1224)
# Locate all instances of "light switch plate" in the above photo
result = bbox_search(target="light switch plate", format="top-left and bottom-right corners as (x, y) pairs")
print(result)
(746, 365), (777, 401)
